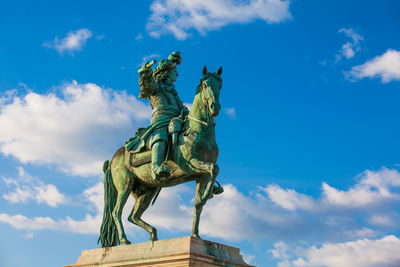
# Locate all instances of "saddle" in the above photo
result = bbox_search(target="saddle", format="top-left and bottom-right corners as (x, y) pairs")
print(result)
(125, 116), (186, 168)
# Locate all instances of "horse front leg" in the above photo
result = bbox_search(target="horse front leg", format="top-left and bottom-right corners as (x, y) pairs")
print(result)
(192, 174), (215, 239)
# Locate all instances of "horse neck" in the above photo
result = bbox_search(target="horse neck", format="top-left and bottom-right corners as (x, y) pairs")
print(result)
(188, 93), (215, 140)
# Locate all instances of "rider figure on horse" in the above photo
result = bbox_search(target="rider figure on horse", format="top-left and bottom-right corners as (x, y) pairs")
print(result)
(138, 51), (188, 180)
(137, 51), (223, 194)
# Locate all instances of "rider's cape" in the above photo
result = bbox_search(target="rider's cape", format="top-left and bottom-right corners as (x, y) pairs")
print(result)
(125, 118), (171, 154)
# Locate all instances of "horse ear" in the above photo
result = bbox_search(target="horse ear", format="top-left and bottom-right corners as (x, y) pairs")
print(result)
(217, 66), (223, 76)
(202, 66), (207, 76)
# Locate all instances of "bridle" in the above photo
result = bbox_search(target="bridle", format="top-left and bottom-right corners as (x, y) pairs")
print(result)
(187, 74), (218, 126)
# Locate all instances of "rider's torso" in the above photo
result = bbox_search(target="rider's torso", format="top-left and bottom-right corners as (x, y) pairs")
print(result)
(149, 84), (181, 125)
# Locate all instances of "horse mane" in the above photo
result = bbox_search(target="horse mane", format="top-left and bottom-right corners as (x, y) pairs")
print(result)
(195, 77), (204, 94)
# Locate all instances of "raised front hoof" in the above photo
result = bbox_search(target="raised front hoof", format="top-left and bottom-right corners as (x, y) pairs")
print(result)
(212, 182), (224, 195)
(192, 233), (201, 239)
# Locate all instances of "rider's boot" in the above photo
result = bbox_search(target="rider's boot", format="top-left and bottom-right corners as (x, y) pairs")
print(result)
(151, 141), (170, 180)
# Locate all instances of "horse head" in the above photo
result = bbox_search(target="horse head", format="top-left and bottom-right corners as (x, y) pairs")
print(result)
(200, 66), (223, 117)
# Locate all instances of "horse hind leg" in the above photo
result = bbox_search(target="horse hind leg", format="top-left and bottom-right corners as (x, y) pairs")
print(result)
(112, 186), (132, 245)
(111, 150), (135, 245)
(128, 186), (159, 241)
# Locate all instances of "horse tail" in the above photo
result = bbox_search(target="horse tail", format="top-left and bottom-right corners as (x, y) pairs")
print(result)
(103, 160), (109, 173)
(98, 160), (120, 247)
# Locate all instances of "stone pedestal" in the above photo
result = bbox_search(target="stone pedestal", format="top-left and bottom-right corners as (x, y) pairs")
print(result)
(65, 236), (255, 267)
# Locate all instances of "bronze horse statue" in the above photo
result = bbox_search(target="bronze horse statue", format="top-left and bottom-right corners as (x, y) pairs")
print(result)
(98, 66), (223, 247)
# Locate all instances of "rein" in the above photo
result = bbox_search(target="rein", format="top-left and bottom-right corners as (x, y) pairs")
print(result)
(188, 115), (209, 126)
(188, 77), (215, 127)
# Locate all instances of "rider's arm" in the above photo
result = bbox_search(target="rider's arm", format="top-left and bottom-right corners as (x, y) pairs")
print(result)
(172, 90), (189, 116)
(138, 61), (157, 99)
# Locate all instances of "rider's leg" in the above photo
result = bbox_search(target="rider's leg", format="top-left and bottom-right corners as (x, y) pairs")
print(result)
(147, 128), (170, 180)
(151, 140), (170, 179)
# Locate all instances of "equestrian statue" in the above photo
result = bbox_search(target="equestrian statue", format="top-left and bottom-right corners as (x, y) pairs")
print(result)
(98, 51), (224, 247)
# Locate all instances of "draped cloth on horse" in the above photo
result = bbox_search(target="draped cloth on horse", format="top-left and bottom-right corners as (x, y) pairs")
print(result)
(125, 119), (170, 154)
(126, 104), (183, 152)
(125, 113), (185, 168)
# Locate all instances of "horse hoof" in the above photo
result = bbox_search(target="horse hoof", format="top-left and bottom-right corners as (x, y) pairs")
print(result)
(212, 182), (224, 195)
(192, 234), (201, 239)
(149, 237), (158, 242)
(149, 233), (158, 242)
(121, 239), (131, 245)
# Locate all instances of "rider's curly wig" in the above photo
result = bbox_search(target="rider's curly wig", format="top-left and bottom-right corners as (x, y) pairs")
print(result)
(153, 69), (171, 82)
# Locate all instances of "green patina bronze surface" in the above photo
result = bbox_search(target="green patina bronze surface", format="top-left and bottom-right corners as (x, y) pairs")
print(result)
(98, 52), (223, 247)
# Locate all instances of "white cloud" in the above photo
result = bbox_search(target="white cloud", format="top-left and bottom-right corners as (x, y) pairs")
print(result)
(25, 233), (34, 239)
(44, 28), (93, 53)
(0, 183), (191, 237)
(242, 253), (255, 264)
(0, 89), (18, 105)
(341, 42), (355, 59)
(292, 235), (400, 267)
(143, 185), (193, 231)
(35, 184), (66, 207)
(139, 54), (160, 66)
(223, 107), (236, 119)
(264, 168), (400, 211)
(343, 227), (379, 240)
(2, 167), (66, 207)
(0, 212), (100, 234)
(184, 102), (192, 110)
(198, 184), (302, 240)
(0, 182), (103, 234)
(269, 242), (291, 267)
(263, 184), (316, 211)
(339, 28), (363, 45)
(270, 236), (400, 267)
(368, 214), (397, 228)
(135, 33), (144, 40)
(322, 168), (400, 207)
(0, 81), (151, 176)
(146, 0), (292, 40)
(0, 168), (399, 248)
(345, 49), (400, 83)
(335, 28), (363, 61)
(96, 34), (105, 40)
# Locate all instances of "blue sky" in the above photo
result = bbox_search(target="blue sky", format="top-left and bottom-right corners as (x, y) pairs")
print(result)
(1, 0), (400, 266)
